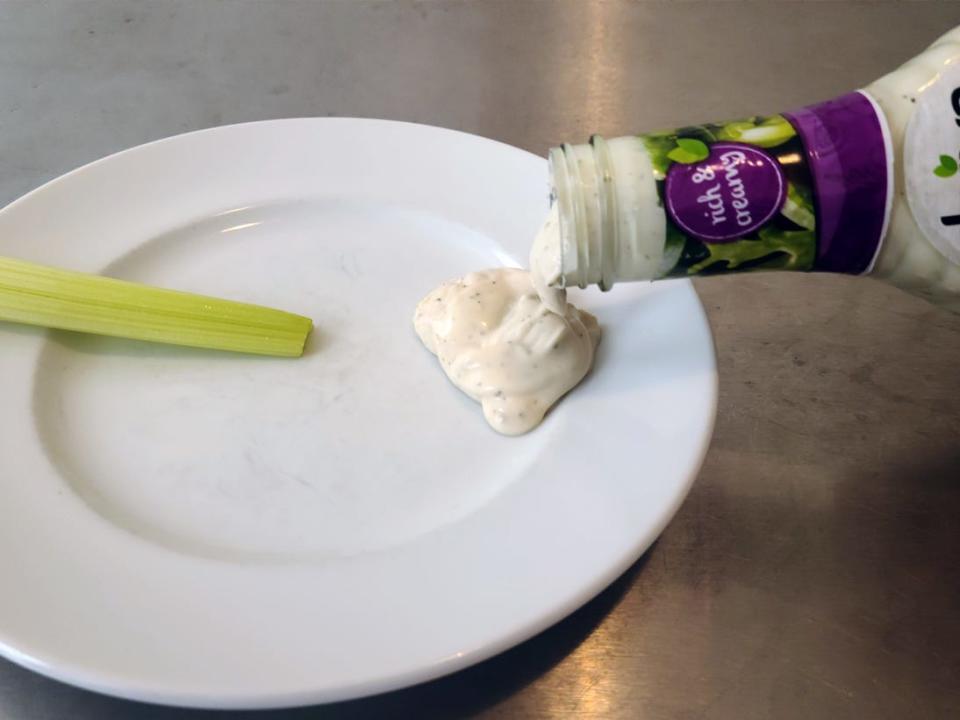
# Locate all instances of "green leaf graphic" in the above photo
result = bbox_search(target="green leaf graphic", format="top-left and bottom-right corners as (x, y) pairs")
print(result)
(667, 138), (710, 165)
(934, 154), (958, 178)
(667, 147), (698, 164)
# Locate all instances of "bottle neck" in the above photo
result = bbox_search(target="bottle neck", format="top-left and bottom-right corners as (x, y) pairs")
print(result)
(549, 136), (665, 290)
(549, 141), (614, 290)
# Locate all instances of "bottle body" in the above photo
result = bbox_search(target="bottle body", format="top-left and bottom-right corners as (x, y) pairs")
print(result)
(868, 27), (960, 310)
(542, 26), (960, 312)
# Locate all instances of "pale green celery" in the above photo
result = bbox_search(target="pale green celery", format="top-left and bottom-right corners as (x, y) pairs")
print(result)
(0, 256), (313, 357)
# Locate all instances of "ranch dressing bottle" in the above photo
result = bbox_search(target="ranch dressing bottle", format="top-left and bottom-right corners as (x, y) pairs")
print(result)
(533, 25), (960, 313)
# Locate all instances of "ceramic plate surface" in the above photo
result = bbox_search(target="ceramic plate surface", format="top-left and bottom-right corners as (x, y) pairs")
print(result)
(0, 119), (716, 708)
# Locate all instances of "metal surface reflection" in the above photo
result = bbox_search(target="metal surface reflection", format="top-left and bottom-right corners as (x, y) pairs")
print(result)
(0, 1), (959, 718)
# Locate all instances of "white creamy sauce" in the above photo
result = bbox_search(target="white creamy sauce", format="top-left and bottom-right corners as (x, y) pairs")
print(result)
(414, 267), (600, 435)
(603, 136), (667, 280)
(529, 204), (568, 315)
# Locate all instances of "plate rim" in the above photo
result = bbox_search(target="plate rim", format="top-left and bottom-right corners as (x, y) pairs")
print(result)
(0, 117), (718, 709)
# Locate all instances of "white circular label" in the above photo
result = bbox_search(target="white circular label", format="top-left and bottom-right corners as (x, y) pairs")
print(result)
(905, 59), (960, 265)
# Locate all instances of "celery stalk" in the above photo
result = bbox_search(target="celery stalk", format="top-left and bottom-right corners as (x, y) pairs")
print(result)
(0, 256), (312, 357)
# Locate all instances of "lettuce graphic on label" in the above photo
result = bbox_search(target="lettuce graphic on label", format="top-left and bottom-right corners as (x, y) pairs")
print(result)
(715, 116), (797, 148)
(782, 182), (816, 230)
(667, 138), (709, 165)
(687, 227), (816, 274)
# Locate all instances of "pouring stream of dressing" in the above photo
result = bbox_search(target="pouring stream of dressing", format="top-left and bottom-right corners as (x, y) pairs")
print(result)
(529, 204), (568, 316)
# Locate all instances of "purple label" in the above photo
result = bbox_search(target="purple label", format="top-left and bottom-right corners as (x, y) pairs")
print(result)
(664, 142), (786, 243)
(784, 92), (890, 274)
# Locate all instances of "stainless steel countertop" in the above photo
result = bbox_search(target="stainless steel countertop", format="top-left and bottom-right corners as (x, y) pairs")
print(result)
(2, 1), (959, 718)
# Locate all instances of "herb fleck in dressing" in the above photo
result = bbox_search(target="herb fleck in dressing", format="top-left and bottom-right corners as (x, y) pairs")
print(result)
(414, 267), (600, 435)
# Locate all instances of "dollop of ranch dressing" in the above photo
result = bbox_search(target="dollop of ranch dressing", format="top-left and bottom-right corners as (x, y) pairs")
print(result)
(413, 267), (599, 435)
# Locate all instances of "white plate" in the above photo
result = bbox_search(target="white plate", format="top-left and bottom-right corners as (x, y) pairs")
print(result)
(0, 119), (716, 709)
